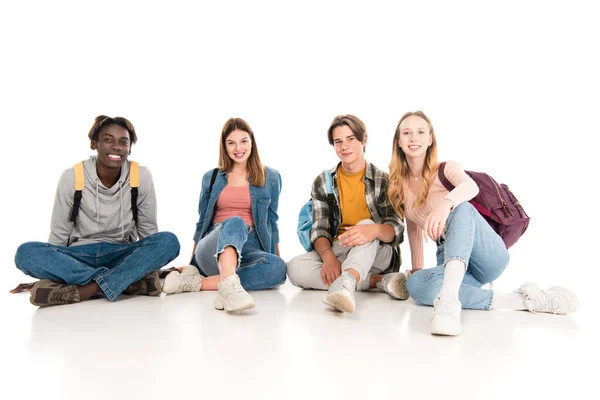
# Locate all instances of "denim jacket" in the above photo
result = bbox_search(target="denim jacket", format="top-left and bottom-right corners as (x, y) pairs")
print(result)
(193, 166), (282, 254)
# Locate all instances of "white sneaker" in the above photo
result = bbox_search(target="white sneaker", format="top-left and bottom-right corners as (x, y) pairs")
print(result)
(430, 296), (463, 336)
(516, 283), (580, 315)
(162, 267), (202, 294)
(323, 272), (356, 313)
(179, 265), (200, 276)
(214, 274), (255, 311)
(376, 272), (409, 300)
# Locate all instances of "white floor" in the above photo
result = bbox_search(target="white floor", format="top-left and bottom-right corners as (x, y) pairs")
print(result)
(2, 279), (594, 400)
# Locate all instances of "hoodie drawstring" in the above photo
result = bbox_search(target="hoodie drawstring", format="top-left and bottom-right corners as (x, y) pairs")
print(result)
(119, 180), (125, 240)
(95, 178), (100, 226)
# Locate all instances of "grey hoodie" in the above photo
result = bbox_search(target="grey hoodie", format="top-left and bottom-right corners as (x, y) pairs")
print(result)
(49, 156), (158, 246)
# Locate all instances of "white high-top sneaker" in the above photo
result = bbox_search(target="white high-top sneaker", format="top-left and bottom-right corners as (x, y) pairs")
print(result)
(214, 274), (255, 311)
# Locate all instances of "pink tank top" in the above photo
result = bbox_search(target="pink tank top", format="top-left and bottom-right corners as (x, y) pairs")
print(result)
(212, 186), (254, 226)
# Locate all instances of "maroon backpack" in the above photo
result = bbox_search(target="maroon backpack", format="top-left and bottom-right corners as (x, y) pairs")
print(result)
(438, 162), (530, 248)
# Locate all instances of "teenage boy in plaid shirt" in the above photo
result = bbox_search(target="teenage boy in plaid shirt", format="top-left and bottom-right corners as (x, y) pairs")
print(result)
(287, 115), (407, 313)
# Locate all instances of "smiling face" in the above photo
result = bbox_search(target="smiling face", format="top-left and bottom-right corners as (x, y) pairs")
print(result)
(225, 129), (252, 166)
(332, 125), (367, 169)
(91, 124), (131, 171)
(397, 115), (433, 161)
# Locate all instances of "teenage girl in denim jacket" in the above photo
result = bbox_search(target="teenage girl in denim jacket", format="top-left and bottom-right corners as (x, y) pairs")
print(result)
(163, 118), (286, 311)
(387, 111), (579, 336)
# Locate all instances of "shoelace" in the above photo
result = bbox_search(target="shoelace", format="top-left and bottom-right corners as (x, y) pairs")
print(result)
(127, 280), (147, 294)
(530, 290), (560, 314)
(230, 280), (245, 294)
(433, 298), (458, 317)
(341, 276), (355, 292)
(178, 275), (201, 292)
(50, 286), (78, 304)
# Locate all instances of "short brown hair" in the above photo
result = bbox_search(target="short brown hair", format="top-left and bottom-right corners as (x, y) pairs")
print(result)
(327, 114), (367, 151)
(88, 115), (137, 144)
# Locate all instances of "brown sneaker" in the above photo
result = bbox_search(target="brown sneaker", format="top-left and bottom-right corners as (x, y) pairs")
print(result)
(30, 279), (81, 307)
(124, 270), (161, 296)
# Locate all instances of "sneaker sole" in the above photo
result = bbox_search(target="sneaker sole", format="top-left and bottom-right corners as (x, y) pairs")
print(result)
(30, 280), (52, 306)
(146, 271), (162, 296)
(179, 266), (200, 276)
(30, 280), (78, 307)
(430, 316), (463, 336)
(323, 292), (355, 313)
(386, 274), (409, 300)
(162, 271), (182, 294)
(214, 294), (256, 312)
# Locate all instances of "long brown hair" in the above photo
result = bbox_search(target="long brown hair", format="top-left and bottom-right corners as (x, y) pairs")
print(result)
(218, 117), (265, 186)
(388, 111), (438, 219)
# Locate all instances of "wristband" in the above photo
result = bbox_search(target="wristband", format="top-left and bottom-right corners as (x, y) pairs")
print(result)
(319, 247), (333, 258)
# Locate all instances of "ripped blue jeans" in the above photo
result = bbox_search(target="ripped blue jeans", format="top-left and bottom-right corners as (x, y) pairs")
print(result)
(406, 202), (510, 310)
(194, 216), (286, 290)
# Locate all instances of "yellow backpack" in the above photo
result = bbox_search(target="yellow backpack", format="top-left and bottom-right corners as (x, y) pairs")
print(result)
(69, 160), (140, 224)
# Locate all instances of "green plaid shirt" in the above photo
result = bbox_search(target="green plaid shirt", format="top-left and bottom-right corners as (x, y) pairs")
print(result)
(309, 161), (404, 247)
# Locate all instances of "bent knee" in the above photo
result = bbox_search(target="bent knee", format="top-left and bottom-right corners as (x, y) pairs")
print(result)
(223, 216), (246, 229)
(286, 255), (312, 288)
(268, 255), (288, 286)
(15, 241), (44, 264)
(152, 231), (181, 255)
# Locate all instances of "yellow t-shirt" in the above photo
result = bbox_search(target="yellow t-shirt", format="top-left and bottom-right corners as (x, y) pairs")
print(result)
(336, 165), (370, 238)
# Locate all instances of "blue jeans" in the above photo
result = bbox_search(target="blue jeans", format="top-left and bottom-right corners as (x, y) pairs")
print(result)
(15, 232), (180, 301)
(406, 202), (510, 310)
(194, 217), (286, 290)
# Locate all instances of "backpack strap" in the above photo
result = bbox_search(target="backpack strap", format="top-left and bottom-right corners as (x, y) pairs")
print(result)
(323, 169), (336, 238)
(69, 162), (85, 223)
(70, 160), (141, 224)
(210, 168), (219, 192)
(129, 161), (140, 224)
(437, 162), (455, 192)
(324, 169), (333, 194)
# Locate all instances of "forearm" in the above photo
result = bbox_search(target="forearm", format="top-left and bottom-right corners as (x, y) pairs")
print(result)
(314, 237), (334, 260)
(376, 223), (396, 244)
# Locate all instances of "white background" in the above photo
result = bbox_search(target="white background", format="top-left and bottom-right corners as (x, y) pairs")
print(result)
(1, 0), (598, 366)
(2, 0), (598, 297)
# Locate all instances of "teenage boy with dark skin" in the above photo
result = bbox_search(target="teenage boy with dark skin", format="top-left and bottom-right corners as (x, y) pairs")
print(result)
(13, 115), (180, 306)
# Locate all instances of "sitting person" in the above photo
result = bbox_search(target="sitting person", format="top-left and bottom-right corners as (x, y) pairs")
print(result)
(287, 114), (407, 313)
(14, 115), (180, 306)
(162, 117), (286, 312)
(387, 110), (579, 336)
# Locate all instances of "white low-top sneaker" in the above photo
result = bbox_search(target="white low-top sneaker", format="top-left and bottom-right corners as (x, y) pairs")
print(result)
(214, 274), (255, 311)
(430, 296), (463, 336)
(516, 283), (580, 314)
(179, 265), (200, 276)
(162, 267), (202, 294)
(376, 272), (409, 300)
(323, 271), (356, 313)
